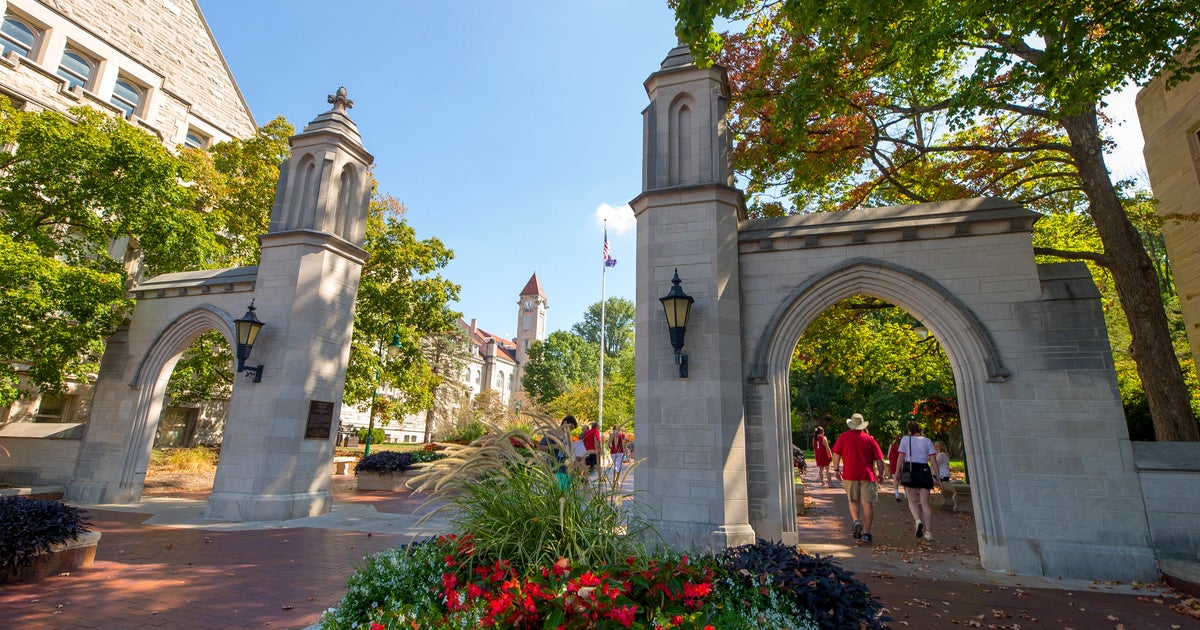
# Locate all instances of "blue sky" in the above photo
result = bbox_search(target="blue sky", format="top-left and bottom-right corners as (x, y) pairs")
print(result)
(198, 1), (1148, 341)
(199, 0), (677, 340)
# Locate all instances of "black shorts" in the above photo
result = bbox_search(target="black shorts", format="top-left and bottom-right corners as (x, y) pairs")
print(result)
(585, 454), (598, 468)
(902, 463), (935, 489)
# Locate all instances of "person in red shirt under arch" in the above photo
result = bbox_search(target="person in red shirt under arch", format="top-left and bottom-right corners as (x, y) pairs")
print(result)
(581, 422), (602, 473)
(831, 413), (886, 544)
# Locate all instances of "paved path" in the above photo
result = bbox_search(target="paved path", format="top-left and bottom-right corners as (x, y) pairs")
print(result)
(1, 471), (1197, 629)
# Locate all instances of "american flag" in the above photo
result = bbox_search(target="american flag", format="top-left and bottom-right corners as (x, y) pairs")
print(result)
(603, 230), (617, 267)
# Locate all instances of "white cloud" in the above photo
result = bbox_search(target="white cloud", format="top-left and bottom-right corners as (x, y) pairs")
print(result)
(595, 203), (636, 234)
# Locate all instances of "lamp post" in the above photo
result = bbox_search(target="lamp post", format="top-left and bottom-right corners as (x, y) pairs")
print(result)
(659, 269), (694, 378)
(363, 325), (402, 458)
(233, 301), (266, 382)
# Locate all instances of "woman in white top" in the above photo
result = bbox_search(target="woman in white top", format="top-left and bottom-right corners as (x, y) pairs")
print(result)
(896, 421), (942, 541)
(934, 440), (952, 481)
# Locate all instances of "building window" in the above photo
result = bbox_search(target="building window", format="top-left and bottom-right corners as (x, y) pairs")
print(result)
(496, 371), (504, 388)
(57, 49), (95, 91)
(474, 370), (480, 385)
(110, 77), (143, 118)
(183, 131), (206, 149)
(35, 395), (66, 422)
(0, 15), (39, 58)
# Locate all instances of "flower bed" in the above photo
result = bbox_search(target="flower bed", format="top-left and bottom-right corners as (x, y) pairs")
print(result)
(323, 421), (888, 629)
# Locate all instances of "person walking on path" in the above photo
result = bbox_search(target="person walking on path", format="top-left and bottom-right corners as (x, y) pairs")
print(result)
(897, 421), (942, 542)
(813, 427), (833, 486)
(581, 422), (602, 475)
(934, 440), (952, 481)
(608, 427), (628, 480)
(887, 435), (905, 502)
(539, 415), (578, 488)
(831, 413), (886, 544)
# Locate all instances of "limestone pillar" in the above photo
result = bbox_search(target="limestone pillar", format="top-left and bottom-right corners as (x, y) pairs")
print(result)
(205, 88), (374, 521)
(631, 46), (755, 549)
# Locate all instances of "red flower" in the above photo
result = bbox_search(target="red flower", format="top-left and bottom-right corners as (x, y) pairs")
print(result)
(671, 615), (684, 626)
(370, 624), (385, 630)
(608, 605), (638, 628)
(467, 582), (483, 599)
(579, 571), (602, 587)
(682, 581), (712, 599)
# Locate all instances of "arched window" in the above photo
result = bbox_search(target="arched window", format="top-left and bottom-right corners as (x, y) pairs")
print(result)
(57, 49), (94, 91)
(0, 15), (39, 58)
(184, 130), (208, 150)
(110, 78), (143, 119)
(495, 371), (504, 389)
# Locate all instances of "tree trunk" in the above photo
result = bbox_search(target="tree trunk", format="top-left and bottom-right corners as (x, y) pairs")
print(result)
(1061, 107), (1199, 441)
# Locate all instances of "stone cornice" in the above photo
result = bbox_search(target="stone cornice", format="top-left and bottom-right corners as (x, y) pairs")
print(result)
(738, 197), (1039, 253)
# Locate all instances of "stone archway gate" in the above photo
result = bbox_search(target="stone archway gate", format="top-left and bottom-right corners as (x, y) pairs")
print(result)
(631, 46), (1157, 582)
(65, 91), (374, 522)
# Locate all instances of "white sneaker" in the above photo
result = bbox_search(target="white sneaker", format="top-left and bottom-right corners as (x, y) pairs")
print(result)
(915, 520), (925, 539)
(923, 531), (934, 541)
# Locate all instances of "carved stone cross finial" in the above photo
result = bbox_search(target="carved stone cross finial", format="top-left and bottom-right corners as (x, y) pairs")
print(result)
(327, 86), (354, 112)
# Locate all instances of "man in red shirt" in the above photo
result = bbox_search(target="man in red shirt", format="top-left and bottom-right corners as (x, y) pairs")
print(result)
(831, 413), (886, 544)
(582, 422), (602, 472)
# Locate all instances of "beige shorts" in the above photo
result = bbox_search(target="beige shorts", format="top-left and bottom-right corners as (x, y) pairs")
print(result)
(843, 480), (879, 504)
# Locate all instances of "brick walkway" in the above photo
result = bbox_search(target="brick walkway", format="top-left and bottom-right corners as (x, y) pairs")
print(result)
(1, 471), (1198, 629)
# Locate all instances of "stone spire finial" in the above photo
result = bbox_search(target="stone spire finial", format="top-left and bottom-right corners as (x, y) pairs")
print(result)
(327, 86), (354, 113)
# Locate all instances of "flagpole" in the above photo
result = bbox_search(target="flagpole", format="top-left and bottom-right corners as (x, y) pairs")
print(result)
(598, 222), (607, 435)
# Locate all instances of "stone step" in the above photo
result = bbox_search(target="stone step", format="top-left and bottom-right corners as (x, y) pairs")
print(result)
(1160, 559), (1200, 598)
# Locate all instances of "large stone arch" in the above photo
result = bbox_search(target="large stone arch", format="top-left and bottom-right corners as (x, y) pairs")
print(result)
(746, 258), (1010, 558)
(633, 45), (1158, 582)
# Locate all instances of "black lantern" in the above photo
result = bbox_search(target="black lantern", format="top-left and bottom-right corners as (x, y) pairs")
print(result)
(233, 301), (265, 383)
(659, 269), (694, 378)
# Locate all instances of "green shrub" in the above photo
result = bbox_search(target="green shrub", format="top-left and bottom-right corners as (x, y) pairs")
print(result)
(356, 427), (387, 445)
(721, 540), (887, 630)
(354, 451), (415, 475)
(438, 421), (486, 445)
(0, 497), (92, 569)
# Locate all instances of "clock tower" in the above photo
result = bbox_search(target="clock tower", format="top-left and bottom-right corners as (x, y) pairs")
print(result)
(515, 272), (547, 371)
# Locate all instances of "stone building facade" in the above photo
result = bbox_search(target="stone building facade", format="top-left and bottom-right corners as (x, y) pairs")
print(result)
(0, 0), (255, 439)
(0, 0), (255, 146)
(1136, 55), (1200, 369)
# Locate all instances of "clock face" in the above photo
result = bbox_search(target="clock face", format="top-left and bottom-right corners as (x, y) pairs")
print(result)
(523, 299), (534, 310)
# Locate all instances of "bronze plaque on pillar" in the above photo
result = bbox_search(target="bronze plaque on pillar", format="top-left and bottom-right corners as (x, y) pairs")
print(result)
(305, 400), (335, 439)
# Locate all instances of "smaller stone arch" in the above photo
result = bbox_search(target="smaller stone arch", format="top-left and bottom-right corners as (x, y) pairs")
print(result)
(117, 305), (239, 501)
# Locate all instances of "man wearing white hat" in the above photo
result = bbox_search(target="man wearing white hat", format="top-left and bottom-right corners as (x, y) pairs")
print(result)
(831, 413), (886, 544)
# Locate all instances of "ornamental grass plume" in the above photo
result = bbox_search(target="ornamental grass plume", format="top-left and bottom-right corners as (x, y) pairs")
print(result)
(408, 418), (656, 571)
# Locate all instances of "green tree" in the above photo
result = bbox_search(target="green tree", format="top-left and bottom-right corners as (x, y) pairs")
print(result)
(178, 116), (293, 267)
(343, 194), (460, 422)
(166, 118), (294, 405)
(0, 103), (211, 404)
(674, 0), (1200, 440)
(521, 300), (637, 427)
(571, 297), (637, 357)
(790, 296), (954, 442)
(420, 328), (472, 443)
(521, 331), (600, 406)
